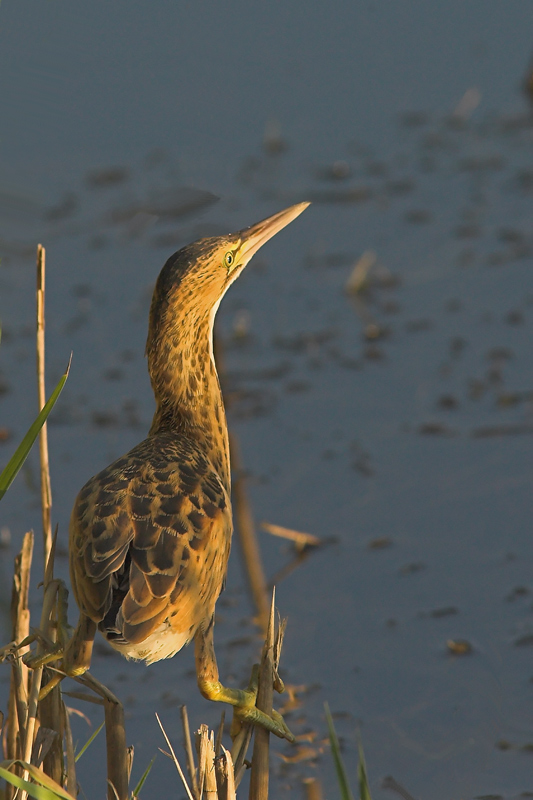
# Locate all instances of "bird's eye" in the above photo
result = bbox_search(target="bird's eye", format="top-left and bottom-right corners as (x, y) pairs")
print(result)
(224, 252), (234, 268)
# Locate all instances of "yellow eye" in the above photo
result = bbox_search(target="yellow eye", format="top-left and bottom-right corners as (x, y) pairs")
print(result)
(224, 252), (234, 268)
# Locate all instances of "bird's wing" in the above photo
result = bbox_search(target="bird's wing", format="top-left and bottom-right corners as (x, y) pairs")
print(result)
(69, 435), (232, 645)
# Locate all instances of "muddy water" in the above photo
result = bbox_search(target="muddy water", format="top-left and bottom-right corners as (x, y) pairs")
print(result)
(1, 3), (533, 798)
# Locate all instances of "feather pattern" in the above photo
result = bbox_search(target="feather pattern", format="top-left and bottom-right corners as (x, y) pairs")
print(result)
(69, 431), (231, 662)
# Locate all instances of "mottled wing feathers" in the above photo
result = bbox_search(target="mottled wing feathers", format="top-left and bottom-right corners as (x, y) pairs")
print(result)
(69, 432), (231, 650)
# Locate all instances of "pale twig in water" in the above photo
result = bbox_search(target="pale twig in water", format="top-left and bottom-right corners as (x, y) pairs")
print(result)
(261, 521), (321, 551)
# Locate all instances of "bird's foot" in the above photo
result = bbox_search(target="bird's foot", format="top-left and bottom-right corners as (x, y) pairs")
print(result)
(199, 664), (294, 743)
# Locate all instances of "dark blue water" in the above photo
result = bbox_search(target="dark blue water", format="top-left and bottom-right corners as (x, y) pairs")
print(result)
(1, 2), (533, 797)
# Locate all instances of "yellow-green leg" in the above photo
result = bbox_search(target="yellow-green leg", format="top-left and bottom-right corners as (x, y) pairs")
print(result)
(194, 616), (294, 743)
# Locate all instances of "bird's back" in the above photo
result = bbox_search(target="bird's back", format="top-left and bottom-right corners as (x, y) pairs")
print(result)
(69, 430), (232, 663)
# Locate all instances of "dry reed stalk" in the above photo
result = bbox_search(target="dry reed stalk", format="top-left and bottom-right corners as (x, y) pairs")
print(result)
(215, 745), (236, 800)
(9, 533), (33, 726)
(260, 522), (321, 551)
(77, 672), (130, 800)
(36, 244), (65, 783)
(248, 592), (276, 800)
(19, 577), (63, 799)
(39, 540), (64, 785)
(196, 725), (217, 798)
(20, 665), (43, 799)
(230, 433), (269, 634)
(36, 244), (52, 568)
(39, 687), (63, 783)
(10, 655), (28, 735)
(5, 532), (34, 799)
(181, 705), (200, 799)
(196, 723), (208, 798)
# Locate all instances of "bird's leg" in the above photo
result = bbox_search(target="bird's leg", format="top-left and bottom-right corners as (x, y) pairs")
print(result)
(62, 613), (97, 676)
(195, 616), (294, 743)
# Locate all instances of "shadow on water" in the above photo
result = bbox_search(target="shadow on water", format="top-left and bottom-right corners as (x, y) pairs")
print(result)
(1, 3), (533, 797)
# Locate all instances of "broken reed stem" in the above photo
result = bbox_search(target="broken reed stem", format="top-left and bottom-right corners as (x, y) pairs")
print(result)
(197, 726), (217, 798)
(215, 746), (237, 800)
(36, 244), (53, 569)
(230, 433), (269, 635)
(196, 724), (208, 799)
(248, 591), (276, 800)
(104, 695), (128, 800)
(77, 672), (130, 800)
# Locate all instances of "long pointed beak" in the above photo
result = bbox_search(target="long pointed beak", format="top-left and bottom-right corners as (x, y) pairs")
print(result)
(236, 202), (310, 267)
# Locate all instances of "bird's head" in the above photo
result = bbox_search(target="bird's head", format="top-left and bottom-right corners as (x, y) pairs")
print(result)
(149, 202), (310, 329)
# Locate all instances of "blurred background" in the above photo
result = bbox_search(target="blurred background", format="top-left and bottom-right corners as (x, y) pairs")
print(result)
(1, 2), (533, 797)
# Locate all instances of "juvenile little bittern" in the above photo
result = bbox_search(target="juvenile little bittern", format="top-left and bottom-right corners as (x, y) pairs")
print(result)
(59, 202), (308, 739)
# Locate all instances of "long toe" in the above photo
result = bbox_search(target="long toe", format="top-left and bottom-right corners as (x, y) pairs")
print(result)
(231, 688), (295, 742)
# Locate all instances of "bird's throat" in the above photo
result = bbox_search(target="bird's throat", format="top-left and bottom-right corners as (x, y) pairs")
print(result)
(146, 314), (231, 490)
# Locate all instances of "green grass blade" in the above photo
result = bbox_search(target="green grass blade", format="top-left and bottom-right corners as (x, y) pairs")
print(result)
(131, 755), (156, 797)
(74, 720), (105, 763)
(0, 766), (71, 800)
(0, 760), (75, 799)
(357, 734), (372, 800)
(324, 702), (355, 800)
(0, 355), (71, 502)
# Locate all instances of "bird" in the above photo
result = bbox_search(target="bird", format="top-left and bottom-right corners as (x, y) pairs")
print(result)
(51, 202), (309, 740)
